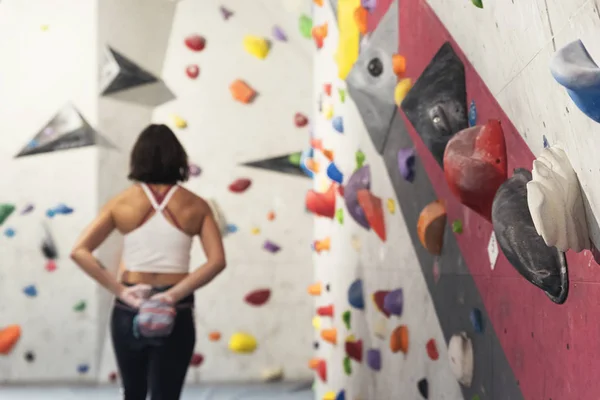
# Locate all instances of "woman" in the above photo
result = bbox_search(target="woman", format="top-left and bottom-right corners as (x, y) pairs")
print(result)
(70, 124), (226, 400)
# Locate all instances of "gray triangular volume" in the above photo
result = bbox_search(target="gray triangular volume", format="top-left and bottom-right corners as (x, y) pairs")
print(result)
(15, 104), (116, 158)
(241, 153), (308, 178)
(328, 0), (338, 19)
(100, 46), (158, 96)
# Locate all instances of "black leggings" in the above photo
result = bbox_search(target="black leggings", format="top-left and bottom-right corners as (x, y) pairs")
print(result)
(110, 292), (196, 400)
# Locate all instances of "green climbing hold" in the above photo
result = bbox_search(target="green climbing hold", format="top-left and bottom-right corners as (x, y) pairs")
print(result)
(299, 15), (313, 39)
(73, 300), (86, 312)
(472, 0), (483, 8)
(452, 220), (463, 234)
(0, 204), (16, 226)
(339, 88), (346, 103)
(342, 310), (351, 330)
(336, 209), (344, 224)
(355, 150), (366, 170)
(472, 395), (481, 400)
(288, 152), (302, 167)
(343, 356), (352, 375)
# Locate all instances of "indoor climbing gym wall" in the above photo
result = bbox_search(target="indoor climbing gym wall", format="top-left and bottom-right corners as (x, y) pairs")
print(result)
(309, 0), (600, 400)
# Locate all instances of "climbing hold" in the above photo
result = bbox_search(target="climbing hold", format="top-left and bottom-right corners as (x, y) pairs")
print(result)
(354, 6), (368, 34)
(335, 390), (345, 400)
(373, 317), (387, 339)
(313, 359), (327, 382)
(472, 0), (483, 8)
(390, 325), (409, 354)
(357, 190), (386, 241)
(417, 200), (447, 255)
(312, 316), (322, 330)
(470, 308), (484, 333)
(52, 203), (74, 215)
(308, 282), (322, 296)
(339, 88), (346, 103)
(323, 83), (332, 96)
(448, 332), (474, 387)
(452, 220), (463, 234)
(335, 209), (344, 224)
(383, 288), (403, 316)
(295, 113), (309, 127)
(190, 353), (204, 367)
(323, 103), (334, 120)
(394, 79), (412, 106)
(45, 260), (57, 272)
(345, 166), (371, 230)
(317, 304), (334, 318)
(392, 54), (407, 77)
(426, 339), (439, 360)
(244, 289), (271, 306)
(418, 378), (429, 399)
(25, 351), (35, 363)
(444, 120), (507, 221)
(343, 356), (352, 375)
(228, 178), (252, 193)
(261, 366), (284, 382)
(385, 199), (395, 215)
(251, 227), (260, 235)
(332, 116), (344, 133)
(77, 364), (90, 374)
(355, 150), (365, 169)
(4, 228), (15, 238)
(109, 371), (118, 382)
(468, 100), (477, 127)
(263, 240), (281, 253)
(188, 163), (202, 177)
(299, 14), (313, 38)
(528, 145), (589, 252)
(73, 300), (86, 312)
(0, 325), (21, 355)
(184, 34), (206, 51)
(229, 332), (258, 353)
(230, 79), (257, 104)
(372, 291), (390, 317)
(313, 341), (319, 349)
(185, 64), (199, 79)
(314, 0), (324, 5)
(267, 211), (276, 221)
(313, 237), (331, 253)
(366, 349), (381, 371)
(325, 284), (331, 292)
(398, 147), (416, 182)
(219, 5), (234, 20)
(23, 285), (37, 297)
(209, 331), (221, 341)
(41, 25), (49, 31)
(171, 114), (187, 129)
(345, 336), (363, 362)
(306, 183), (337, 219)
(327, 163), (343, 183)
(342, 310), (351, 330)
(272, 25), (287, 41)
(308, 357), (321, 369)
(361, 0), (377, 11)
(321, 328), (337, 345)
(543, 135), (550, 148)
(226, 224), (238, 233)
(348, 279), (365, 310)
(21, 204), (34, 215)
(323, 392), (336, 400)
(312, 23), (328, 49)
(243, 36), (271, 60)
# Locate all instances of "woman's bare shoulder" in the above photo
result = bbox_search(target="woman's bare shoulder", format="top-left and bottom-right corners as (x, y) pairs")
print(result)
(177, 186), (210, 211)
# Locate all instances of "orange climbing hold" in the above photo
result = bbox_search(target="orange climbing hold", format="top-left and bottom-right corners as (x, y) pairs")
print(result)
(305, 159), (321, 173)
(390, 325), (409, 354)
(321, 328), (337, 345)
(322, 149), (334, 161)
(307, 282), (323, 296)
(314, 0), (324, 6)
(311, 138), (323, 150)
(317, 304), (334, 317)
(372, 291), (390, 317)
(356, 190), (386, 241)
(306, 184), (337, 219)
(230, 79), (257, 104)
(313, 237), (331, 253)
(209, 331), (222, 341)
(417, 200), (447, 255)
(312, 23), (328, 49)
(354, 6), (368, 35)
(0, 325), (21, 355)
(267, 211), (276, 221)
(323, 83), (332, 96)
(392, 54), (407, 77)
(309, 358), (327, 382)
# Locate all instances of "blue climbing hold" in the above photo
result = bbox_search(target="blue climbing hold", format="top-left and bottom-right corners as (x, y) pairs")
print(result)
(300, 147), (315, 178)
(23, 285), (37, 297)
(4, 228), (15, 238)
(326, 163), (343, 184)
(53, 204), (74, 215)
(336, 390), (346, 400)
(470, 308), (484, 334)
(226, 224), (238, 234)
(332, 116), (344, 133)
(543, 135), (549, 148)
(468, 100), (477, 127)
(77, 364), (90, 374)
(348, 279), (364, 310)
(46, 209), (56, 218)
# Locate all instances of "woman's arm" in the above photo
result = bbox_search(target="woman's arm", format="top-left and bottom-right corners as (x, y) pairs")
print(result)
(163, 207), (227, 302)
(70, 200), (124, 297)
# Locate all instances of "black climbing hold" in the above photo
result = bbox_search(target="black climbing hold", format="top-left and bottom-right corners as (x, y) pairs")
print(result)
(418, 378), (429, 398)
(313, 341), (319, 349)
(325, 284), (331, 292)
(25, 351), (35, 362)
(367, 58), (383, 77)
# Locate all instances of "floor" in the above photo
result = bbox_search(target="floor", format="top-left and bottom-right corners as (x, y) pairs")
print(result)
(0, 382), (314, 399)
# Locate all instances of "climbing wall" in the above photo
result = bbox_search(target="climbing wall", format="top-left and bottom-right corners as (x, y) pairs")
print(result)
(310, 0), (600, 399)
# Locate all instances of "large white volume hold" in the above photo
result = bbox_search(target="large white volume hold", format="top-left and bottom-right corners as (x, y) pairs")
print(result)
(526, 145), (589, 253)
(448, 332), (473, 387)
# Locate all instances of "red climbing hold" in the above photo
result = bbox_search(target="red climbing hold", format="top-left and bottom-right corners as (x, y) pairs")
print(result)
(337, 185), (345, 197)
(372, 291), (390, 317)
(185, 34), (206, 51)
(345, 338), (363, 362)
(317, 304), (334, 317)
(186, 64), (200, 79)
(316, 359), (327, 382)
(245, 289), (271, 306)
(45, 260), (57, 272)
(443, 119), (507, 221)
(108, 371), (118, 382)
(426, 339), (439, 361)
(356, 190), (386, 241)
(295, 113), (309, 127)
(190, 353), (204, 367)
(324, 83), (332, 96)
(229, 178), (252, 193)
(306, 183), (336, 219)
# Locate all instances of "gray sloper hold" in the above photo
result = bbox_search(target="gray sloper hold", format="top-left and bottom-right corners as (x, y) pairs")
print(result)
(491, 168), (569, 304)
(401, 42), (468, 167)
(345, 0), (399, 154)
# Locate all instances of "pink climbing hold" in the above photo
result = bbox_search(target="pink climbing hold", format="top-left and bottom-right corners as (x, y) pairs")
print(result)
(229, 178), (252, 193)
(45, 260), (57, 272)
(245, 289), (271, 306)
(185, 34), (206, 52)
(186, 65), (200, 79)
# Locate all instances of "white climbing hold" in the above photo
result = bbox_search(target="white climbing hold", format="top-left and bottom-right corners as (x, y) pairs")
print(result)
(448, 332), (473, 387)
(373, 317), (387, 339)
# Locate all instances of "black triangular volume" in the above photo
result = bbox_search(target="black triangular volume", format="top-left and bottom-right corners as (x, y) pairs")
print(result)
(101, 47), (158, 96)
(241, 153), (307, 178)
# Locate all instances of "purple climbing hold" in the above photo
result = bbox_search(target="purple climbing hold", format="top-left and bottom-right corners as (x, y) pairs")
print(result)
(20, 204), (34, 215)
(398, 148), (416, 182)
(263, 240), (281, 253)
(343, 166), (371, 230)
(366, 349), (381, 371)
(383, 288), (403, 316)
(219, 5), (233, 20)
(189, 163), (202, 177)
(543, 135), (549, 148)
(273, 25), (287, 41)
(361, 0), (377, 11)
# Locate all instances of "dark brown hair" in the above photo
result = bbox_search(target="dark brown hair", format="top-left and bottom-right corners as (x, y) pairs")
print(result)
(128, 124), (189, 184)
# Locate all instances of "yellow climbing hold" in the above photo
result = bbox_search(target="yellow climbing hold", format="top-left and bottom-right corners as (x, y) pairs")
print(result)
(387, 198), (396, 214)
(323, 392), (336, 400)
(323, 103), (334, 120)
(374, 317), (387, 339)
(40, 25), (49, 31)
(251, 227), (261, 235)
(351, 235), (361, 251)
(312, 316), (322, 330)
(319, 177), (330, 192)
(243, 35), (271, 60)
(171, 114), (188, 129)
(228, 332), (258, 353)
(334, 0), (361, 79)
(394, 78), (413, 106)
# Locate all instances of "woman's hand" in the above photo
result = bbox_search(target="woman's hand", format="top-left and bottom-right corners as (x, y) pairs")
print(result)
(150, 292), (175, 305)
(118, 284), (152, 309)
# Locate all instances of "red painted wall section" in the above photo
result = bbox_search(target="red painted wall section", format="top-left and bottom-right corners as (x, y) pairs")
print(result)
(364, 0), (600, 399)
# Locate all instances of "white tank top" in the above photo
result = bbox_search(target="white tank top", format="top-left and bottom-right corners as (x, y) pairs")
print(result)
(122, 184), (193, 274)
